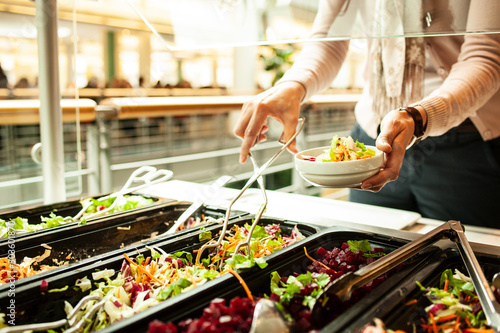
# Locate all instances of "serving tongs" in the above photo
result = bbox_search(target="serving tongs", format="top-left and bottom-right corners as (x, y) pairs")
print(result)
(70, 166), (174, 222)
(195, 117), (305, 265)
(311, 220), (500, 330)
(0, 295), (104, 333)
(162, 175), (233, 235)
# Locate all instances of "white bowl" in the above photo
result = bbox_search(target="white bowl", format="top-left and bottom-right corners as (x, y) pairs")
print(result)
(294, 146), (384, 188)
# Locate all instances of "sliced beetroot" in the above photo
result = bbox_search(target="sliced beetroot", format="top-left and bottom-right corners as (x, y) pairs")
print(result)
(148, 297), (256, 333)
(148, 320), (178, 333)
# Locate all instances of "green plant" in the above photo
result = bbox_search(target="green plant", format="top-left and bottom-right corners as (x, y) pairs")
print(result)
(259, 44), (296, 86)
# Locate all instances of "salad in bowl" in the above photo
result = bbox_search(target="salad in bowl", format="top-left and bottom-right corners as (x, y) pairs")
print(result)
(305, 135), (376, 162)
(295, 135), (384, 188)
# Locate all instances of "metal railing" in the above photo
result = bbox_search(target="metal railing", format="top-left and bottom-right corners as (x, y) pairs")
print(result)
(0, 95), (358, 211)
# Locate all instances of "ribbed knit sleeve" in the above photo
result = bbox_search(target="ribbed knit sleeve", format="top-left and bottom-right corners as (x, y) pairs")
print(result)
(419, 0), (500, 139)
(277, 0), (350, 103)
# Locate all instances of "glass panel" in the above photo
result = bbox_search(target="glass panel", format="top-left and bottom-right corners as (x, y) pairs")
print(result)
(1, 0), (499, 209)
(0, 10), (93, 210)
(126, 0), (500, 51)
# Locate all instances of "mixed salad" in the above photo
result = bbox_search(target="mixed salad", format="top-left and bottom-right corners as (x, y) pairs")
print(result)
(302, 135), (376, 162)
(147, 240), (394, 333)
(0, 213), (78, 239)
(362, 269), (499, 333)
(0, 214), (221, 286)
(79, 194), (155, 218)
(0, 254), (59, 285)
(0, 223), (305, 331)
(0, 194), (155, 239)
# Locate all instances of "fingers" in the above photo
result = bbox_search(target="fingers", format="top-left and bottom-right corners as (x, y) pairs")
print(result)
(237, 106), (269, 164)
(233, 83), (303, 163)
(360, 110), (414, 191)
(280, 115), (299, 154)
(233, 99), (255, 140)
(375, 132), (393, 154)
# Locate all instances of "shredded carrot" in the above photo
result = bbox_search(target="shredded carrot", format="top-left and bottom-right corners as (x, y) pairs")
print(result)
(443, 279), (449, 291)
(303, 247), (331, 271)
(149, 261), (155, 275)
(437, 314), (457, 322)
(144, 257), (151, 266)
(463, 329), (495, 333)
(454, 316), (460, 331)
(405, 299), (417, 306)
(429, 313), (438, 333)
(465, 317), (472, 327)
(342, 145), (349, 160)
(217, 240), (238, 257)
(123, 253), (166, 286)
(160, 266), (169, 275)
(222, 268), (254, 305)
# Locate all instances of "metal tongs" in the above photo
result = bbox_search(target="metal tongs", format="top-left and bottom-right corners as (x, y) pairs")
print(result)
(162, 175), (233, 235)
(0, 295), (104, 333)
(311, 220), (500, 330)
(195, 117), (305, 265)
(70, 166), (174, 222)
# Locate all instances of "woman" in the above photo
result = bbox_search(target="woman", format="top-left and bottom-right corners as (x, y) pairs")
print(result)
(233, 0), (500, 228)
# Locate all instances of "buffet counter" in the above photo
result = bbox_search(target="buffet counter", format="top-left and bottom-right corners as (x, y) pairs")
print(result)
(144, 180), (500, 248)
(2, 178), (498, 333)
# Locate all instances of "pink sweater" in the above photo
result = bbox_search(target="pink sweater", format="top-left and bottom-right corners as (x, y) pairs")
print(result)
(279, 0), (500, 141)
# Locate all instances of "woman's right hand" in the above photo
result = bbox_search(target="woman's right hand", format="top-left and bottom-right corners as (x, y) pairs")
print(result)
(233, 81), (305, 164)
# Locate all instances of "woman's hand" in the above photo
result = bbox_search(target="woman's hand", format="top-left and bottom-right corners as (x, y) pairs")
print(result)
(359, 109), (418, 192)
(233, 81), (305, 163)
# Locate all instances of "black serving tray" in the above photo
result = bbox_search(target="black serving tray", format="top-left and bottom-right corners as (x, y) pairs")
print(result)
(96, 227), (439, 333)
(0, 202), (248, 290)
(0, 192), (174, 241)
(0, 216), (320, 330)
(341, 246), (500, 333)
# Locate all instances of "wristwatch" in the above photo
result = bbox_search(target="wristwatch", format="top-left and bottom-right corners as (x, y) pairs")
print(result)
(399, 106), (425, 149)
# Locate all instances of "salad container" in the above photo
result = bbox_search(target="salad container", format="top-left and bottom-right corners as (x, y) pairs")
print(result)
(0, 216), (320, 331)
(0, 193), (173, 241)
(0, 202), (248, 289)
(93, 227), (438, 333)
(340, 247), (500, 332)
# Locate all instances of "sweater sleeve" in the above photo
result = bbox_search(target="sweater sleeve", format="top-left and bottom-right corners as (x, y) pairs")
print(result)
(277, 0), (351, 103)
(419, 0), (500, 138)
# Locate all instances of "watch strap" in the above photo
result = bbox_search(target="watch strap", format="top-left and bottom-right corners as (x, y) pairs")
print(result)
(399, 106), (425, 147)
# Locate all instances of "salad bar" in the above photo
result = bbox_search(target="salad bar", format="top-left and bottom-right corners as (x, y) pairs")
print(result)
(0, 178), (499, 333)
(0, 216), (318, 331)
(0, 201), (248, 287)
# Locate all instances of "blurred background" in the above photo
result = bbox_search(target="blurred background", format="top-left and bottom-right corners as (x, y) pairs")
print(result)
(0, 0), (368, 210)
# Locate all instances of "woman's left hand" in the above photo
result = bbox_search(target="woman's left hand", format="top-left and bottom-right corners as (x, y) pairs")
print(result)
(359, 109), (417, 192)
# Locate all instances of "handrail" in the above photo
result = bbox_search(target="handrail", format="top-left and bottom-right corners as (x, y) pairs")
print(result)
(0, 93), (360, 124)
(0, 87), (361, 99)
(99, 94), (361, 119)
(0, 99), (97, 125)
(0, 87), (260, 99)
